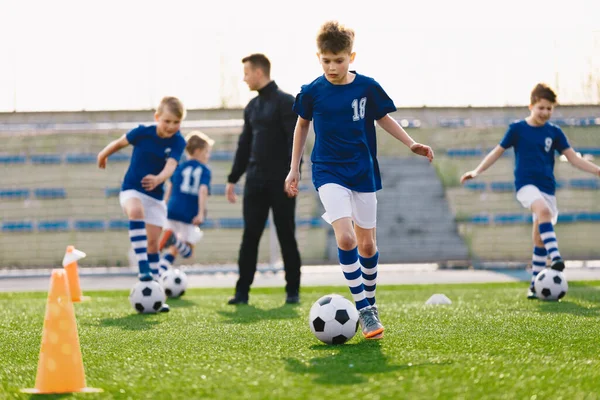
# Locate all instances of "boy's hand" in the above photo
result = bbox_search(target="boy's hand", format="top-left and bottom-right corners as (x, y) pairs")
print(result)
(410, 143), (434, 162)
(284, 170), (300, 198)
(97, 154), (107, 169)
(192, 214), (204, 226)
(141, 175), (161, 191)
(225, 183), (237, 204)
(460, 170), (478, 184)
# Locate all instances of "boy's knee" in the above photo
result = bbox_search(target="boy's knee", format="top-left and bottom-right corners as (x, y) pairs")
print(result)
(537, 207), (553, 221)
(359, 242), (377, 257)
(337, 232), (357, 250)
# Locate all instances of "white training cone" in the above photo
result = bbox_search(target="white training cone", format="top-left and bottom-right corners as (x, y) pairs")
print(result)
(62, 248), (86, 267)
(425, 294), (452, 305)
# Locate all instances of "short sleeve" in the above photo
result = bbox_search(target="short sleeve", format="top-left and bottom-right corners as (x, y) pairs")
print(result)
(368, 81), (397, 120)
(201, 166), (211, 186)
(499, 124), (517, 149)
(553, 127), (570, 153)
(169, 136), (186, 161)
(126, 125), (146, 145)
(293, 85), (313, 121)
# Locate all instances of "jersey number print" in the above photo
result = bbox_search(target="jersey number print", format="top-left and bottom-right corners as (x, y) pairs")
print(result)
(544, 137), (553, 153)
(352, 97), (367, 121)
(180, 166), (202, 195)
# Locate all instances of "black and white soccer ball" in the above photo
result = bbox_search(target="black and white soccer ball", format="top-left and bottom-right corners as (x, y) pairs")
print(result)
(129, 281), (166, 313)
(534, 268), (568, 301)
(159, 269), (188, 298)
(308, 294), (359, 345)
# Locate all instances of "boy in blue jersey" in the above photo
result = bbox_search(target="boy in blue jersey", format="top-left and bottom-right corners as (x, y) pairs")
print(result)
(98, 97), (187, 301)
(461, 83), (600, 299)
(158, 131), (214, 274)
(284, 21), (434, 339)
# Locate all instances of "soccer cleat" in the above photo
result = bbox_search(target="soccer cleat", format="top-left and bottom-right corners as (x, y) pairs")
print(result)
(550, 258), (565, 272)
(159, 230), (176, 251)
(285, 294), (300, 304)
(371, 304), (380, 321)
(227, 294), (249, 305)
(160, 303), (170, 313)
(527, 287), (538, 299)
(138, 272), (154, 282)
(358, 306), (384, 338)
(368, 332), (384, 340)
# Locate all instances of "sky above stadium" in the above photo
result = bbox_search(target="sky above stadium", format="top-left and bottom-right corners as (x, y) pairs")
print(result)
(0, 0), (599, 112)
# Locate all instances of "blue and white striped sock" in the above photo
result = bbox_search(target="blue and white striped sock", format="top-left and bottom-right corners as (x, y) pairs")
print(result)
(148, 253), (159, 279)
(539, 222), (561, 261)
(530, 246), (547, 288)
(339, 247), (370, 310)
(175, 237), (192, 258)
(129, 220), (150, 277)
(359, 251), (379, 306)
(159, 253), (176, 275)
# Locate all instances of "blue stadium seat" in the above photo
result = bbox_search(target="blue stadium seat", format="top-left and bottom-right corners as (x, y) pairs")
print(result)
(576, 148), (600, 156)
(2, 221), (34, 233)
(489, 182), (513, 192)
(210, 151), (234, 161)
(30, 154), (62, 164)
(65, 153), (96, 164)
(37, 220), (70, 232)
(105, 187), (120, 197)
(34, 188), (66, 199)
(468, 215), (490, 225)
(297, 218), (323, 227)
(555, 180), (567, 190)
(74, 220), (106, 231)
(200, 219), (216, 229)
(569, 179), (600, 190)
(108, 153), (131, 162)
(464, 182), (486, 191)
(0, 189), (29, 200)
(108, 220), (129, 230)
(446, 148), (483, 157)
(493, 213), (531, 225)
(218, 218), (244, 229)
(574, 212), (600, 222)
(557, 213), (576, 223)
(0, 155), (26, 164)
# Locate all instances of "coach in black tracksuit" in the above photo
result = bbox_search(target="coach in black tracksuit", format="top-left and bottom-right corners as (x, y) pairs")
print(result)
(225, 53), (302, 305)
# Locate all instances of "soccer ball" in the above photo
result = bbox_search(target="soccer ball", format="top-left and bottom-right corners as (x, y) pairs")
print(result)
(534, 268), (568, 301)
(129, 281), (166, 313)
(160, 269), (188, 298)
(308, 294), (359, 345)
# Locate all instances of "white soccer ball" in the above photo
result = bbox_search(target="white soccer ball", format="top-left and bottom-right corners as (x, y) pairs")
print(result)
(308, 294), (359, 345)
(534, 268), (568, 301)
(129, 281), (166, 313)
(159, 269), (189, 298)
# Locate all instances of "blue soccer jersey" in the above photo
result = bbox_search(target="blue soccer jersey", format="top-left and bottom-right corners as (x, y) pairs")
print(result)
(167, 159), (212, 224)
(499, 120), (570, 195)
(122, 125), (186, 200)
(293, 72), (397, 192)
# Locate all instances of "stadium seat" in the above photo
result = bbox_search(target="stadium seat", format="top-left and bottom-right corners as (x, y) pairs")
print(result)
(489, 182), (513, 192)
(108, 220), (129, 230)
(74, 220), (106, 231)
(65, 153), (97, 164)
(575, 148), (600, 156)
(556, 213), (577, 224)
(218, 218), (244, 229)
(0, 189), (29, 200)
(209, 151), (235, 161)
(468, 215), (490, 225)
(493, 213), (531, 225)
(30, 154), (62, 164)
(108, 153), (131, 162)
(446, 148), (483, 157)
(569, 179), (600, 190)
(105, 187), (120, 197)
(0, 155), (26, 164)
(464, 182), (486, 191)
(34, 188), (67, 199)
(2, 221), (34, 233)
(37, 220), (70, 232)
(574, 212), (600, 222)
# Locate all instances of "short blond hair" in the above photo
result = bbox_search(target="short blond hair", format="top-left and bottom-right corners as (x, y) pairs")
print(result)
(157, 96), (186, 119)
(185, 131), (215, 155)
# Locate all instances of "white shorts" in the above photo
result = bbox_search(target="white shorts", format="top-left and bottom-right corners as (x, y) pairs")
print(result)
(165, 219), (204, 245)
(516, 185), (559, 225)
(318, 183), (377, 229)
(119, 190), (167, 227)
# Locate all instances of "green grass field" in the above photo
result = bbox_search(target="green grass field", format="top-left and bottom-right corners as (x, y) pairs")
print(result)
(2, 283), (600, 399)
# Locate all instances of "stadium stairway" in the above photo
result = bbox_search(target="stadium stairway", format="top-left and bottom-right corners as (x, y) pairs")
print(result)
(326, 156), (469, 263)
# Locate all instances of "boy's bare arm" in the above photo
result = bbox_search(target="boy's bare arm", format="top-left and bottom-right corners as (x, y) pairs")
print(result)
(141, 158), (178, 191)
(290, 117), (311, 172)
(563, 148), (600, 176)
(376, 115), (434, 161)
(163, 181), (172, 204)
(193, 185), (209, 225)
(460, 145), (505, 183)
(97, 134), (129, 169)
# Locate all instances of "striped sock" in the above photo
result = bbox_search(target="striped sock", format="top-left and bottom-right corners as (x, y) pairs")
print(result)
(159, 253), (176, 275)
(539, 222), (562, 261)
(148, 253), (159, 279)
(129, 220), (150, 278)
(359, 251), (379, 306)
(339, 247), (369, 310)
(530, 246), (547, 288)
(174, 237), (192, 258)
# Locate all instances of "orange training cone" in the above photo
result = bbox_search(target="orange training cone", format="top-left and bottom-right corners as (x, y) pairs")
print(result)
(21, 269), (102, 394)
(62, 245), (90, 302)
